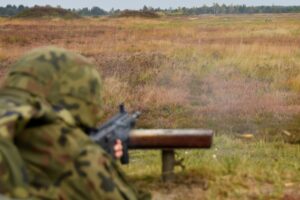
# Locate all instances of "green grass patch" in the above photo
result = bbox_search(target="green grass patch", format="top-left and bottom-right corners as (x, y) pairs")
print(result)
(124, 134), (300, 200)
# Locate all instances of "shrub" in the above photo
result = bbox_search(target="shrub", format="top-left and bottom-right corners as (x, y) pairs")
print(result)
(15, 6), (80, 19)
(117, 10), (160, 18)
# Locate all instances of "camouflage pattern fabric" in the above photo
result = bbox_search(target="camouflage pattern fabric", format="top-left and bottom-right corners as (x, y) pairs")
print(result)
(0, 47), (149, 200)
(3, 46), (102, 129)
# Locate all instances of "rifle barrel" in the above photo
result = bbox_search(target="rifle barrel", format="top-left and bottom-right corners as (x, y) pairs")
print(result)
(129, 129), (213, 149)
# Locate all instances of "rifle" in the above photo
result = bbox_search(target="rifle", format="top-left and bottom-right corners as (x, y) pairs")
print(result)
(90, 104), (140, 164)
(90, 104), (213, 180)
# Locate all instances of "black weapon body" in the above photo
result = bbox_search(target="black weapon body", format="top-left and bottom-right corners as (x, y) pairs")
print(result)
(90, 104), (140, 164)
(90, 105), (213, 165)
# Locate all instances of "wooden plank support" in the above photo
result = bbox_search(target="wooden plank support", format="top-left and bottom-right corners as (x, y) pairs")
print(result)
(161, 149), (175, 181)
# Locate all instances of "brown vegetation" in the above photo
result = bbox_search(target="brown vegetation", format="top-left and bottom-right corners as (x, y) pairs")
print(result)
(0, 14), (300, 200)
(0, 15), (300, 135)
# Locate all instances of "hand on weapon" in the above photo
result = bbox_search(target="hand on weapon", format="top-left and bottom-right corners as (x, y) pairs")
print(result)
(90, 104), (140, 164)
(114, 139), (123, 159)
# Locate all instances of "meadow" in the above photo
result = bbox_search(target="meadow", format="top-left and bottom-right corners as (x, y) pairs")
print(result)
(0, 14), (300, 199)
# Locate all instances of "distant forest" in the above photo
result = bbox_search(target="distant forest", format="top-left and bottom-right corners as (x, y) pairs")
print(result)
(1, 4), (300, 17)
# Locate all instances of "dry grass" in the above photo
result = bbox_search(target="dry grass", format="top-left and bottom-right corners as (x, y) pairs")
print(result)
(1, 14), (300, 131)
(126, 135), (300, 200)
(1, 14), (300, 199)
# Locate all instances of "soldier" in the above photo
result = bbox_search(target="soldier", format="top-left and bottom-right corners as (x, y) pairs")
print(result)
(0, 47), (150, 200)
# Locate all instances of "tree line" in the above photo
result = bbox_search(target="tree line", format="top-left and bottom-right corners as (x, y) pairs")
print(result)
(179, 4), (300, 15)
(1, 4), (300, 17)
(141, 4), (300, 15)
(0, 5), (107, 17)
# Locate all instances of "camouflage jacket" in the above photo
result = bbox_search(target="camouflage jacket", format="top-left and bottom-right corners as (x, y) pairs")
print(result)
(0, 89), (143, 200)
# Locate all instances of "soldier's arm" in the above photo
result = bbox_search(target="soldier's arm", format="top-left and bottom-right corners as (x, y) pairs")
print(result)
(0, 103), (37, 198)
(54, 143), (140, 200)
(0, 101), (57, 199)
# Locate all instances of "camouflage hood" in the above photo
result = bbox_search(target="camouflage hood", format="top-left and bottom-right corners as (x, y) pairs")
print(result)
(2, 46), (102, 128)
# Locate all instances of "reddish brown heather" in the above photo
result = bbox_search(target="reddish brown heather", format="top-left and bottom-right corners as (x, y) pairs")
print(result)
(0, 15), (300, 133)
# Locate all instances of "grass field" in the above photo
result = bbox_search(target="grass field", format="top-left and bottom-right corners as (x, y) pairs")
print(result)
(0, 14), (300, 199)
(127, 135), (300, 200)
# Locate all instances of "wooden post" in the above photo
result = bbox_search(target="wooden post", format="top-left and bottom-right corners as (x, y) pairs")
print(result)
(161, 149), (175, 182)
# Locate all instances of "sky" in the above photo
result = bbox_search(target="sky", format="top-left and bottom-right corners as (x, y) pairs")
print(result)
(1, 1), (300, 10)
